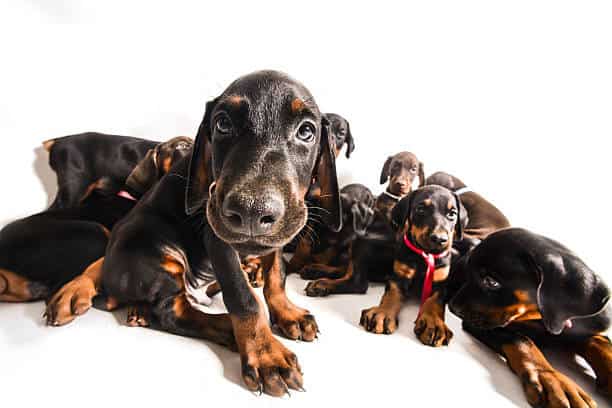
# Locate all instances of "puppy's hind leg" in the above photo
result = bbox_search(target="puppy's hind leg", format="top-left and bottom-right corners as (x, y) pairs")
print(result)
(0, 268), (49, 302)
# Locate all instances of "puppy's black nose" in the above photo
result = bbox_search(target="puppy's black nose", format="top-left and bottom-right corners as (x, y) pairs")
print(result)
(222, 190), (285, 236)
(430, 233), (448, 245)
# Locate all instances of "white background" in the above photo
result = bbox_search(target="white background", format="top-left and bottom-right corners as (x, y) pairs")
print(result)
(0, 1), (611, 407)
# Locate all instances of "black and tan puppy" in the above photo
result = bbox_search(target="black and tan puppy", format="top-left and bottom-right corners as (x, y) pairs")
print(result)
(44, 132), (191, 209)
(287, 183), (375, 278)
(426, 171), (510, 240)
(303, 152), (423, 297)
(99, 71), (341, 396)
(360, 185), (467, 347)
(0, 137), (192, 324)
(449, 228), (610, 407)
(326, 113), (354, 159)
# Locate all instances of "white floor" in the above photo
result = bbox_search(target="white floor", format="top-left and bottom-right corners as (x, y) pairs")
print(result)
(1, 274), (608, 408)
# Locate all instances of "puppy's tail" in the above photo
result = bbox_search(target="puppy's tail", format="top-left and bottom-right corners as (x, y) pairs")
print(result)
(42, 138), (55, 152)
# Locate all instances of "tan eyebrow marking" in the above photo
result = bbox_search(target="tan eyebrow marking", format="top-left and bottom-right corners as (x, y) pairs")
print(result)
(423, 199), (432, 206)
(291, 98), (305, 114)
(227, 95), (243, 105)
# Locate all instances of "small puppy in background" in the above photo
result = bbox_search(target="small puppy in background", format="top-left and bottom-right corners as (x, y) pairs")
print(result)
(360, 185), (467, 347)
(289, 183), (375, 279)
(44, 132), (191, 209)
(426, 171), (510, 240)
(303, 152), (424, 297)
(376, 151), (425, 221)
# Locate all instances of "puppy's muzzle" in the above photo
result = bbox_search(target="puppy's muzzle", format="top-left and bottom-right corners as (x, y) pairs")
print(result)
(221, 188), (285, 237)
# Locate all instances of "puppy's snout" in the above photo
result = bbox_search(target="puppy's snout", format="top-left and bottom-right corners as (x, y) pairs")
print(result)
(222, 189), (285, 237)
(430, 232), (449, 246)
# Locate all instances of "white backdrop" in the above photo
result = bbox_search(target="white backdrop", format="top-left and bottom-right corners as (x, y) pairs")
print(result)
(0, 1), (611, 407)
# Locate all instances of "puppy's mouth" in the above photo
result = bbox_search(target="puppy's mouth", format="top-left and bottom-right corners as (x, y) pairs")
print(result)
(389, 179), (413, 196)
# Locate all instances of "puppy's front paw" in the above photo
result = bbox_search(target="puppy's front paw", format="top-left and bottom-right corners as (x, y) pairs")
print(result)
(126, 304), (150, 327)
(304, 279), (331, 297)
(414, 313), (453, 347)
(235, 317), (304, 397)
(521, 368), (596, 408)
(360, 307), (398, 334)
(242, 257), (264, 288)
(45, 275), (97, 326)
(271, 306), (319, 342)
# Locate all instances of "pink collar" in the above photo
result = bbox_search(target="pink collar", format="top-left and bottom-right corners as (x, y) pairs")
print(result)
(116, 190), (137, 201)
(403, 234), (449, 317)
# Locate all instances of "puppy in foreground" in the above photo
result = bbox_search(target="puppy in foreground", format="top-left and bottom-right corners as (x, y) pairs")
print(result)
(450, 228), (611, 408)
(100, 71), (342, 396)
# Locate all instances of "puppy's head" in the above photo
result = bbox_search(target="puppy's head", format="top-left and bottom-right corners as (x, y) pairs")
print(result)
(391, 185), (467, 254)
(185, 71), (341, 256)
(425, 171), (467, 191)
(380, 152), (424, 197)
(339, 184), (375, 236)
(324, 113), (354, 159)
(449, 228), (611, 334)
(125, 136), (193, 197)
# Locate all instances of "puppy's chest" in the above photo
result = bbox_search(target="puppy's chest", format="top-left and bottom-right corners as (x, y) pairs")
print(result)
(393, 249), (451, 295)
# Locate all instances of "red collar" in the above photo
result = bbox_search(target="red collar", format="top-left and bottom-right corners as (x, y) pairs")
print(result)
(116, 190), (137, 201)
(403, 234), (449, 317)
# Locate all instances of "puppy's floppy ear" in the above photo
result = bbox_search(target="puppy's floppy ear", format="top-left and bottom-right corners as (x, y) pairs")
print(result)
(526, 247), (611, 335)
(185, 99), (216, 215)
(391, 192), (414, 232)
(313, 116), (342, 232)
(345, 121), (355, 159)
(125, 145), (160, 197)
(453, 193), (468, 241)
(380, 156), (392, 184)
(418, 162), (426, 188)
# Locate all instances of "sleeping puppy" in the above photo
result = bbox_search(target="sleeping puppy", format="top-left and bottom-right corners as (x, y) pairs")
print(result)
(44, 132), (191, 209)
(288, 183), (375, 278)
(449, 228), (611, 407)
(0, 137), (192, 324)
(426, 171), (510, 240)
(360, 185), (467, 347)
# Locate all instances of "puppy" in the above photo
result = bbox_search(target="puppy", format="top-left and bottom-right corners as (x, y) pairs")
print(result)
(44, 132), (191, 209)
(426, 171), (510, 240)
(449, 228), (610, 407)
(0, 137), (192, 325)
(377, 151), (425, 221)
(360, 185), (467, 347)
(288, 183), (375, 278)
(99, 71), (342, 396)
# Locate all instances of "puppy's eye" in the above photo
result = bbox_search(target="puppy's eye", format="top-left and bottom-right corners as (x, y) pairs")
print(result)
(410, 166), (418, 173)
(482, 276), (501, 290)
(447, 208), (457, 221)
(176, 142), (190, 150)
(297, 122), (316, 143)
(415, 205), (425, 215)
(215, 116), (232, 134)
